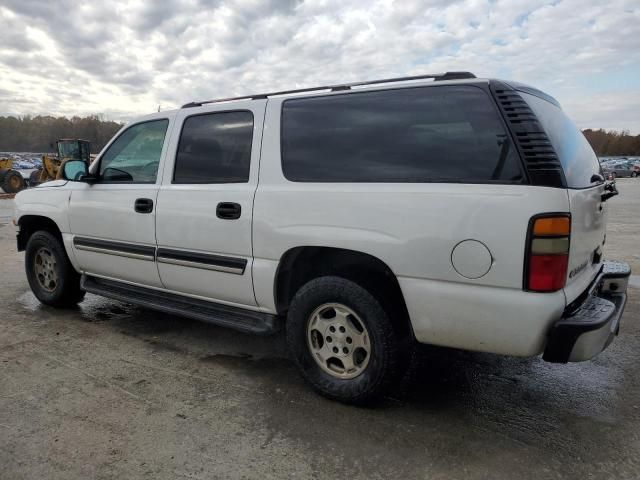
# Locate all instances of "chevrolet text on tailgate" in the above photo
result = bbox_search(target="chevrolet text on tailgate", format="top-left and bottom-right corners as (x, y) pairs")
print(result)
(14, 72), (630, 404)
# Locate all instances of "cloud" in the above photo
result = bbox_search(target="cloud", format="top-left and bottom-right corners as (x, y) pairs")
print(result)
(0, 0), (638, 133)
(563, 90), (640, 133)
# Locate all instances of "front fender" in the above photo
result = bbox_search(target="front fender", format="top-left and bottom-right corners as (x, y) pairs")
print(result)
(14, 186), (72, 235)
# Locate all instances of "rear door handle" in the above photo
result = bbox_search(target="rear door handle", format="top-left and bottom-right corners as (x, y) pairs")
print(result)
(216, 202), (241, 220)
(135, 198), (154, 214)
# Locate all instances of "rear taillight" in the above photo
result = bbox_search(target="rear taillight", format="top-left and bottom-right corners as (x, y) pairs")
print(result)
(525, 214), (571, 292)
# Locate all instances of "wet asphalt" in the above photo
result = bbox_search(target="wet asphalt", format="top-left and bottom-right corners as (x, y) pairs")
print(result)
(1, 181), (639, 480)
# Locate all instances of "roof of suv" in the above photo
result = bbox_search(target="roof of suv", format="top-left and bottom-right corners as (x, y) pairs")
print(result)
(180, 71), (481, 108)
(179, 71), (560, 112)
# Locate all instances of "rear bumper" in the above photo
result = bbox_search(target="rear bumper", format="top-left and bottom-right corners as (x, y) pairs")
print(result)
(543, 261), (630, 363)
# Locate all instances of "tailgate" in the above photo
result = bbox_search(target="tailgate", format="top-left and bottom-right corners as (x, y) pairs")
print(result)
(516, 91), (607, 304)
(564, 185), (607, 303)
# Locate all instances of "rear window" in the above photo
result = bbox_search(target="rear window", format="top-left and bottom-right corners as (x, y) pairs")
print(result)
(520, 92), (601, 189)
(281, 85), (523, 183)
(173, 111), (253, 184)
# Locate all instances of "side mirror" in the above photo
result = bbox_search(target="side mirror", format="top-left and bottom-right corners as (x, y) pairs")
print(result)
(62, 160), (90, 181)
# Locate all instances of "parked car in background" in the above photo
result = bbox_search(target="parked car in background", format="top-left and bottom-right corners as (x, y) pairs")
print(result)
(602, 160), (639, 179)
(13, 160), (37, 169)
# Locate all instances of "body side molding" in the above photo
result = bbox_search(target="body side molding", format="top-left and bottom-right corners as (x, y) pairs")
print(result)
(156, 248), (247, 275)
(73, 236), (156, 261)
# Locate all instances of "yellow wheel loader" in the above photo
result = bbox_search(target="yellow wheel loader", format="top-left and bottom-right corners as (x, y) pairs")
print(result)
(0, 158), (26, 193)
(30, 139), (91, 186)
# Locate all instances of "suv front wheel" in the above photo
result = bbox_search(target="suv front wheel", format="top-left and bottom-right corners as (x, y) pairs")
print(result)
(286, 276), (403, 404)
(25, 231), (85, 307)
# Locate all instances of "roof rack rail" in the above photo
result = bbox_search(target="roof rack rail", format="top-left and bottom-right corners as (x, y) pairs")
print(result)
(181, 71), (476, 108)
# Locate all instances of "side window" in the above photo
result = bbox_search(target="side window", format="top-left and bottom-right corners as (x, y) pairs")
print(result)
(521, 92), (601, 189)
(99, 119), (169, 183)
(281, 86), (524, 183)
(173, 111), (254, 184)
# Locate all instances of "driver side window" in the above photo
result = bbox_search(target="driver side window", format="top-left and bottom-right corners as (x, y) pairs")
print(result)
(99, 119), (169, 183)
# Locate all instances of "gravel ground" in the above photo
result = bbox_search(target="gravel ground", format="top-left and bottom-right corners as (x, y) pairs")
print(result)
(1, 180), (639, 480)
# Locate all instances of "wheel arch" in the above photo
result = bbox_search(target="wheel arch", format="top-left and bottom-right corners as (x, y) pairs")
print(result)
(17, 215), (63, 251)
(274, 246), (414, 339)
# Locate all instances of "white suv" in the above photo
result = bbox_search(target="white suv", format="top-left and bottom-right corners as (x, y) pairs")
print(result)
(14, 72), (630, 403)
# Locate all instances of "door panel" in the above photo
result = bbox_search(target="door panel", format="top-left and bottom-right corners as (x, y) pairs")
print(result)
(69, 183), (163, 287)
(155, 101), (266, 307)
(68, 115), (174, 288)
(155, 184), (256, 305)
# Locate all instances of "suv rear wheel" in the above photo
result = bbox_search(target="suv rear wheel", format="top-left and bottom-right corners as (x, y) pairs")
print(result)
(286, 276), (403, 404)
(25, 231), (85, 307)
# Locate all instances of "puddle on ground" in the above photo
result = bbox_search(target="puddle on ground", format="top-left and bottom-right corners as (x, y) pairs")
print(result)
(17, 291), (43, 312)
(197, 353), (300, 391)
(79, 299), (133, 323)
(201, 353), (290, 369)
(144, 338), (189, 354)
(17, 290), (133, 322)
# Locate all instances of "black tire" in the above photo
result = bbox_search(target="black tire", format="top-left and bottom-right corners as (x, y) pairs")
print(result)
(25, 231), (85, 307)
(29, 169), (42, 186)
(632, 172), (638, 178)
(286, 276), (404, 404)
(2, 169), (25, 193)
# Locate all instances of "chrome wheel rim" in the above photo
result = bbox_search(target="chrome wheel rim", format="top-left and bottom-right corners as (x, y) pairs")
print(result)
(306, 303), (371, 379)
(34, 247), (58, 292)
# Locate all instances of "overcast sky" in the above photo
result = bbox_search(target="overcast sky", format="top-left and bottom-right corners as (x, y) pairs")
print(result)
(1, 0), (638, 132)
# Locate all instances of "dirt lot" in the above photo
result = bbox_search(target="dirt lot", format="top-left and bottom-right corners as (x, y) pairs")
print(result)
(1, 181), (639, 480)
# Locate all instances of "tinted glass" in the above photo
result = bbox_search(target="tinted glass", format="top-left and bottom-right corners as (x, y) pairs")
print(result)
(281, 86), (523, 183)
(521, 92), (601, 189)
(99, 120), (168, 183)
(173, 111), (254, 183)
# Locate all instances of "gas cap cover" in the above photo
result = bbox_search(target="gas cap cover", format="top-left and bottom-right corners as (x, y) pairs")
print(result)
(451, 240), (493, 279)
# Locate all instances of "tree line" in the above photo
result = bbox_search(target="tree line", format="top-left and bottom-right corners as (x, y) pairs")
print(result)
(0, 115), (638, 157)
(0, 115), (123, 153)
(582, 129), (640, 156)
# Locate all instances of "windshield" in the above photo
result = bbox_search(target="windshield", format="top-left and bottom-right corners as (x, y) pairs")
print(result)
(520, 92), (601, 189)
(58, 141), (80, 160)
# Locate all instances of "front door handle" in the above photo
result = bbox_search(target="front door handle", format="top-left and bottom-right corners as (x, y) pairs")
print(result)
(216, 202), (241, 220)
(135, 198), (154, 214)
